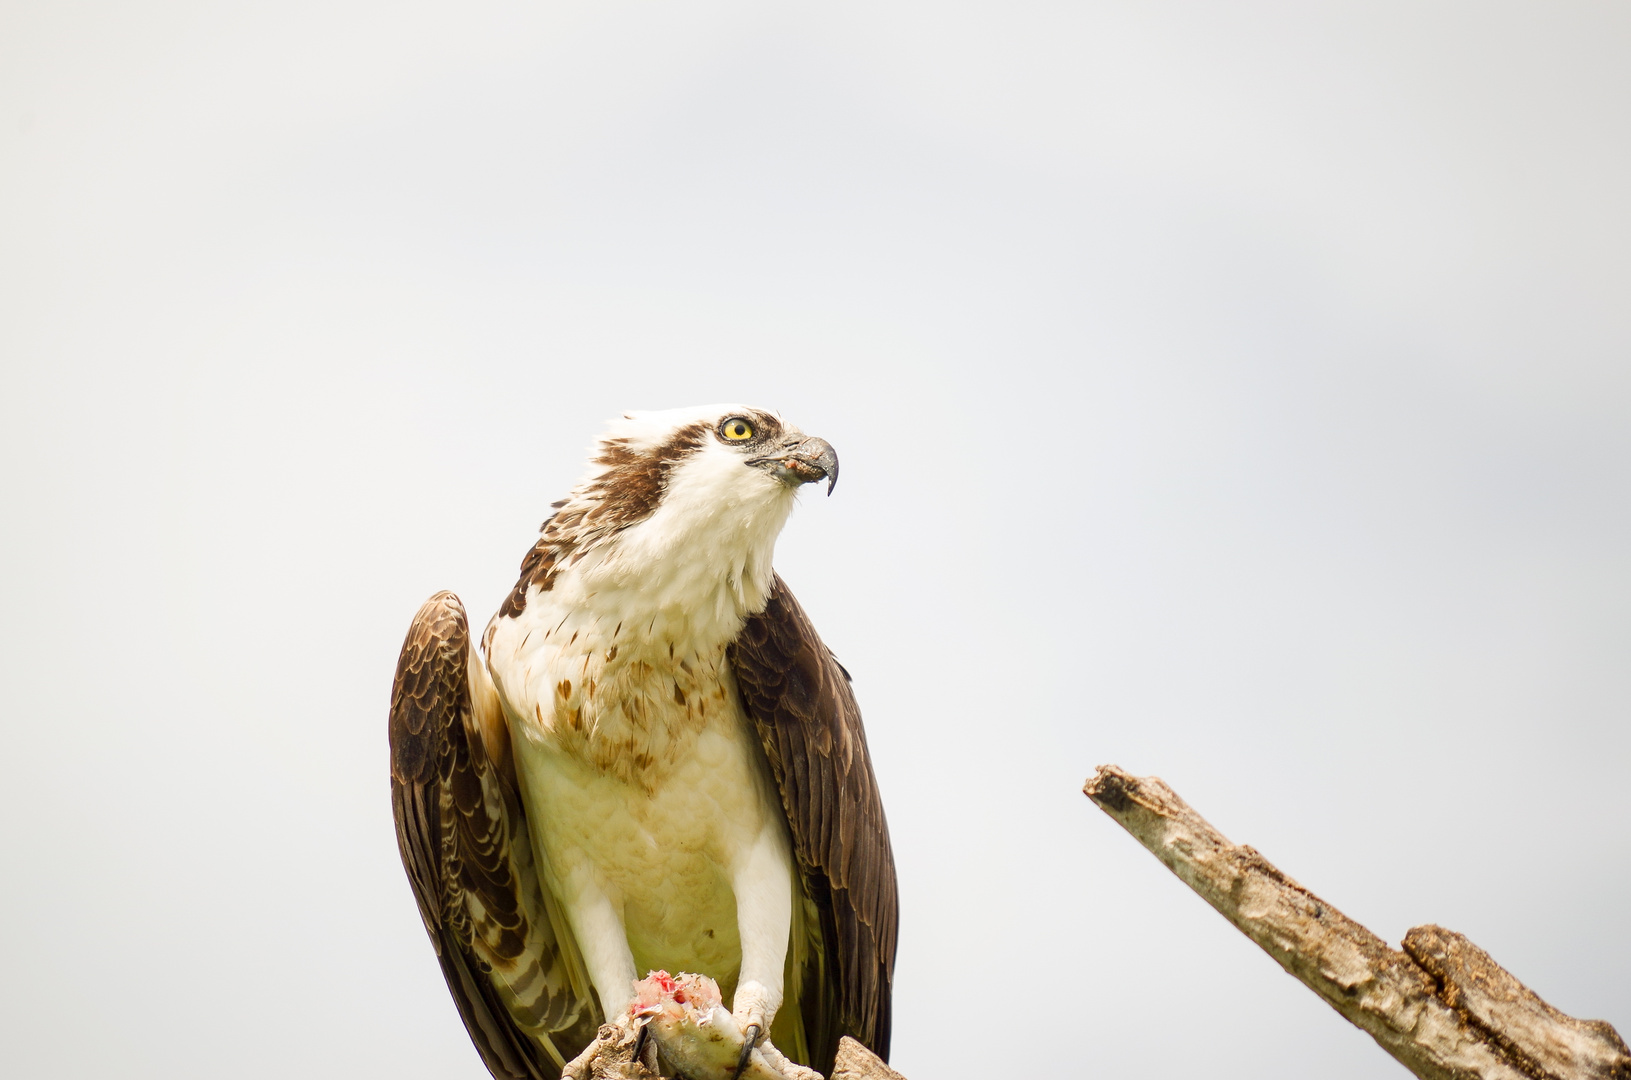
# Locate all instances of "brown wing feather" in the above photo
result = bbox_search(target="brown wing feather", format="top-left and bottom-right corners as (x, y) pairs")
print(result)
(390, 592), (598, 1079)
(729, 575), (899, 1073)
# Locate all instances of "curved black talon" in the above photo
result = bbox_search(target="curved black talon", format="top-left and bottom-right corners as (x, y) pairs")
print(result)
(732, 1023), (761, 1079)
(631, 1024), (648, 1068)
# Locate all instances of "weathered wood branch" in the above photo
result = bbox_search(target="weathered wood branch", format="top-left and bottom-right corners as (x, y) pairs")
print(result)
(1084, 764), (1630, 1080)
(831, 1038), (906, 1080)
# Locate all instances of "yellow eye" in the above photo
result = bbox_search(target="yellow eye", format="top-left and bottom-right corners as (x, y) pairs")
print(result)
(720, 417), (755, 441)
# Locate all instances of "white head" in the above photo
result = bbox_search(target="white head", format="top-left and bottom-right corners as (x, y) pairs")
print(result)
(498, 405), (837, 632)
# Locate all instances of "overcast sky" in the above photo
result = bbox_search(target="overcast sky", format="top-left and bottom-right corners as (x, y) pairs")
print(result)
(2, 3), (1628, 1078)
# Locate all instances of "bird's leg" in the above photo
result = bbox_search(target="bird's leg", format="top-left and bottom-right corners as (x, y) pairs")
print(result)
(729, 821), (793, 1068)
(558, 870), (640, 1078)
(565, 869), (640, 1014)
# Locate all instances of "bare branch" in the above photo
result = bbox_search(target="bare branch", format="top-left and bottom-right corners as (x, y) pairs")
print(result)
(1083, 764), (1630, 1080)
(831, 1038), (905, 1080)
(1403, 927), (1631, 1080)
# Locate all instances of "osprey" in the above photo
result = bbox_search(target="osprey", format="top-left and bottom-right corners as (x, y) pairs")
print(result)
(388, 406), (897, 1079)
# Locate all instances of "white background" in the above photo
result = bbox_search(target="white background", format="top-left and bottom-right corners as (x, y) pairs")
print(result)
(2, 3), (1627, 1077)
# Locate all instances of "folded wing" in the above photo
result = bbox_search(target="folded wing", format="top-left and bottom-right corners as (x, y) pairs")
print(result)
(729, 575), (899, 1074)
(390, 591), (598, 1079)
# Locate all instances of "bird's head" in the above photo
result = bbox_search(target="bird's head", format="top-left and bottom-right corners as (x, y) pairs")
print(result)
(587, 406), (835, 515)
(540, 405), (836, 614)
(587, 404), (837, 508)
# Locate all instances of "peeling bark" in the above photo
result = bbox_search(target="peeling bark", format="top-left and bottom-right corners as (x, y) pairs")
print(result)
(1084, 764), (1630, 1080)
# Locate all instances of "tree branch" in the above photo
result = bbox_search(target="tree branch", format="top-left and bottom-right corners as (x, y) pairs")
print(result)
(831, 1038), (905, 1080)
(1083, 764), (1630, 1080)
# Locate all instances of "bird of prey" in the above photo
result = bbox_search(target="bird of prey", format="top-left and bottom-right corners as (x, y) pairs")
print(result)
(388, 406), (897, 1079)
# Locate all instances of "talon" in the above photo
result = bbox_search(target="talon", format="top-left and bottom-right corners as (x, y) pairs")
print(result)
(561, 1029), (613, 1080)
(631, 1023), (647, 1065)
(733, 1023), (761, 1079)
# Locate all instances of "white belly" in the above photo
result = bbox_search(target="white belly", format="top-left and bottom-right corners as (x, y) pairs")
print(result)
(512, 710), (782, 988)
(485, 577), (797, 1014)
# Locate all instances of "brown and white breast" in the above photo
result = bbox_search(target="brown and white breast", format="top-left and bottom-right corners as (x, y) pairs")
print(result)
(484, 599), (789, 998)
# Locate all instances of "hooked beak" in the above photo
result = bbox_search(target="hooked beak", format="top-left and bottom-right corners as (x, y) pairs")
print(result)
(749, 436), (840, 495)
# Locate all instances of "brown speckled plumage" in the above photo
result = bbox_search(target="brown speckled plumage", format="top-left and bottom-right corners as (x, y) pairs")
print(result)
(390, 592), (599, 1078)
(391, 407), (895, 1078)
(498, 422), (714, 620)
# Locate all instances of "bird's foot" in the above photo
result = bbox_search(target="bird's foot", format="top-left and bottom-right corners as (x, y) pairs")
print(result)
(561, 1019), (655, 1080)
(729, 979), (774, 1039)
(732, 1024), (760, 1079)
(561, 1024), (616, 1080)
(728, 978), (774, 1078)
(629, 971), (818, 1080)
(756, 1039), (822, 1080)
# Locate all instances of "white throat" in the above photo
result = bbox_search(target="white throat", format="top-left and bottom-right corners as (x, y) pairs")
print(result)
(518, 434), (804, 664)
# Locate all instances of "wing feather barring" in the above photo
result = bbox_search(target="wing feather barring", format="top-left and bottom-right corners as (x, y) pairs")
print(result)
(388, 406), (896, 1080)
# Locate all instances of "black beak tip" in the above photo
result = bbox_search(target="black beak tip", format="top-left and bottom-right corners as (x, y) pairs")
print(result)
(816, 440), (839, 496)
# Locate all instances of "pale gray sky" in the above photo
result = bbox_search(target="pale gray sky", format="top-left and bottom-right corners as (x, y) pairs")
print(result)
(2, 3), (1628, 1078)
